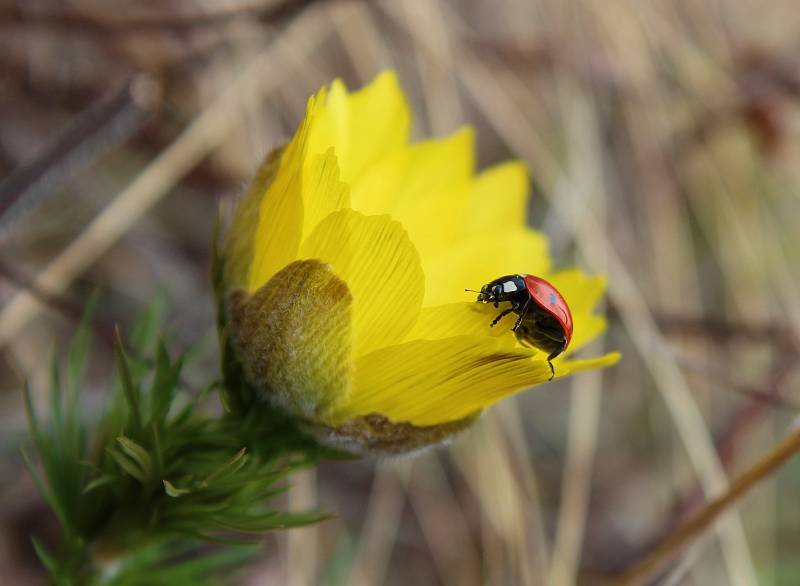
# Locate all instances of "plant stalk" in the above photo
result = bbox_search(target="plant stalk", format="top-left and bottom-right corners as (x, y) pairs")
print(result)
(612, 424), (800, 586)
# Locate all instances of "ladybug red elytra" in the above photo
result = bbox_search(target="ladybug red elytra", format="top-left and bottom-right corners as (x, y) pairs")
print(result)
(474, 274), (573, 380)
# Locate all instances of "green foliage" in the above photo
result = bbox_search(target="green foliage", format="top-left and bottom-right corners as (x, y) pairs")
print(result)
(24, 299), (328, 585)
(93, 542), (258, 586)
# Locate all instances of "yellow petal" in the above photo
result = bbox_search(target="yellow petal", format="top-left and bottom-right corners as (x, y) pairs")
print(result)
(463, 161), (529, 235)
(223, 146), (284, 291)
(558, 352), (621, 375)
(300, 148), (350, 242)
(566, 314), (608, 355)
(548, 269), (606, 313)
(406, 302), (518, 347)
(299, 209), (424, 358)
(350, 127), (475, 258)
(308, 71), (411, 185)
(335, 335), (551, 426)
(247, 94), (325, 292)
(546, 270), (608, 354)
(422, 227), (551, 306)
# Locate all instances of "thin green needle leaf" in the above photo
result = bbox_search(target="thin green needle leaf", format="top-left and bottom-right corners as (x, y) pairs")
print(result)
(114, 327), (142, 435)
(149, 340), (181, 427)
(83, 475), (114, 494)
(31, 538), (58, 574)
(49, 350), (63, 429)
(23, 382), (43, 449)
(67, 292), (97, 405)
(117, 437), (153, 483)
(163, 480), (191, 498)
(150, 425), (164, 484)
(204, 449), (248, 485)
(108, 446), (148, 485)
(21, 448), (68, 531)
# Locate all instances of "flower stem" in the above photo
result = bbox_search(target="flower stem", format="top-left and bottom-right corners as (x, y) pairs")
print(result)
(612, 424), (800, 586)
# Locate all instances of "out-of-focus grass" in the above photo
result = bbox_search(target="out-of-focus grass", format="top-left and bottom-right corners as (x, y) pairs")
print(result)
(2, 0), (800, 584)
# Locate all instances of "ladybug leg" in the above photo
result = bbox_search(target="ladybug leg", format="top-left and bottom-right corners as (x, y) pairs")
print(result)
(512, 298), (531, 332)
(545, 348), (563, 381)
(490, 308), (514, 327)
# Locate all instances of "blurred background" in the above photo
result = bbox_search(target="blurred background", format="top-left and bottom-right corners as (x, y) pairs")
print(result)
(2, 0), (800, 584)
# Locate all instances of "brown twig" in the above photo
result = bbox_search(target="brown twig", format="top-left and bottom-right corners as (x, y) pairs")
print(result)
(674, 352), (800, 411)
(0, 256), (84, 324)
(0, 75), (162, 236)
(0, 0), (332, 347)
(611, 424), (800, 586)
(652, 311), (799, 351)
(0, 0), (318, 35)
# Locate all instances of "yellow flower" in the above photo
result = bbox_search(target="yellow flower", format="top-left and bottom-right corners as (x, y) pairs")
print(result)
(219, 71), (619, 454)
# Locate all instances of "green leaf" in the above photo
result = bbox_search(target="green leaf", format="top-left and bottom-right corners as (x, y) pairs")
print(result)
(130, 291), (168, 356)
(163, 480), (191, 498)
(83, 475), (114, 494)
(173, 380), (218, 426)
(114, 328), (142, 436)
(49, 350), (63, 429)
(148, 341), (182, 428)
(103, 540), (257, 586)
(31, 538), (58, 575)
(108, 447), (148, 485)
(150, 425), (164, 485)
(204, 449), (248, 485)
(23, 383), (43, 451)
(25, 294), (330, 584)
(22, 448), (66, 530)
(117, 437), (153, 484)
(67, 293), (97, 407)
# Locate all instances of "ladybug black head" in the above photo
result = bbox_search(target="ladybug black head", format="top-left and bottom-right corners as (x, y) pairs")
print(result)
(477, 281), (503, 303)
(476, 275), (528, 306)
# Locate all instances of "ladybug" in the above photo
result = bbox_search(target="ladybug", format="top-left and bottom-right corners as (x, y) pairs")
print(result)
(474, 274), (573, 380)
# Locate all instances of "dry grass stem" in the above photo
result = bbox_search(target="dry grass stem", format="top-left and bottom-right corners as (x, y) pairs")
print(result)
(288, 468), (318, 586)
(344, 462), (411, 586)
(613, 423), (800, 586)
(0, 2), (332, 347)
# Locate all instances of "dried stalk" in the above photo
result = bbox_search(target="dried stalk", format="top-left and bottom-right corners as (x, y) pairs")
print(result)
(612, 424), (800, 586)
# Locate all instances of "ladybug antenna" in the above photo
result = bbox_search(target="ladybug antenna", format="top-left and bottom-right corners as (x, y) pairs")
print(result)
(464, 288), (480, 293)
